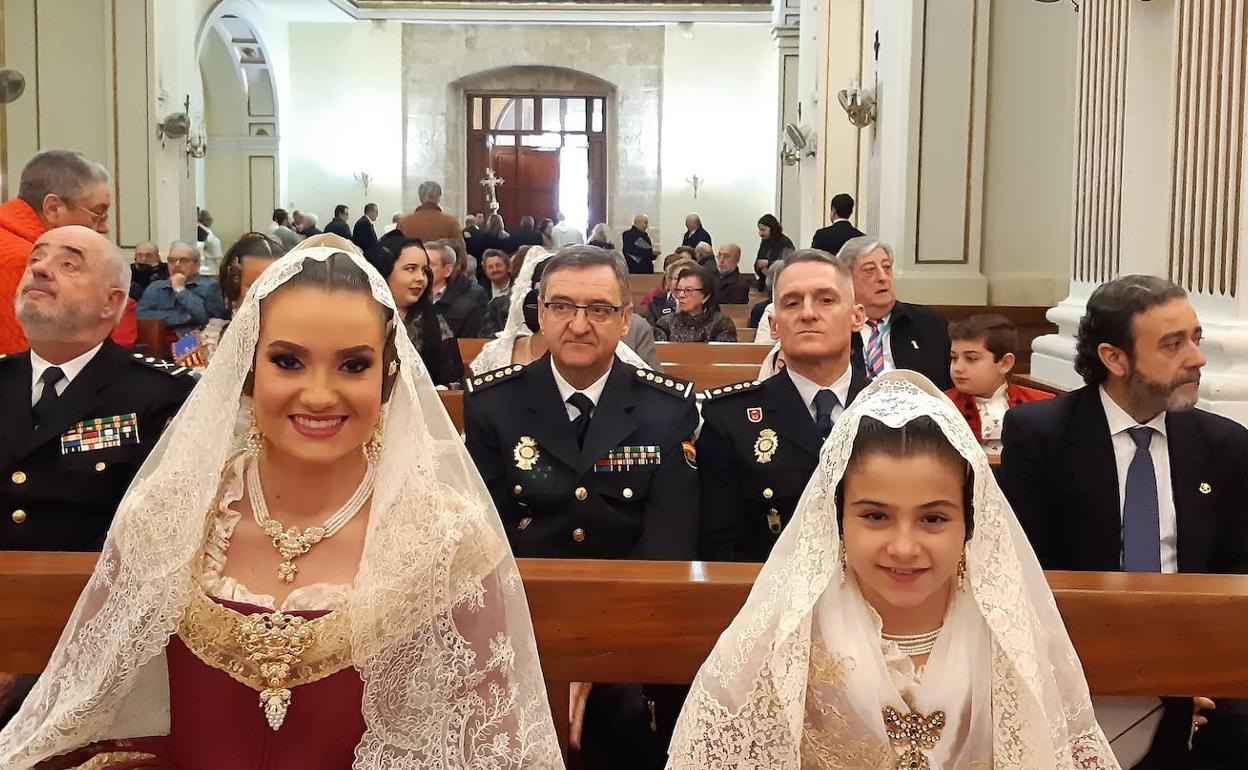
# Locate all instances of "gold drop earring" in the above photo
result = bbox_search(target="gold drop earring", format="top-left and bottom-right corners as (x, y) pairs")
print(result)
(957, 552), (968, 591)
(245, 408), (264, 458)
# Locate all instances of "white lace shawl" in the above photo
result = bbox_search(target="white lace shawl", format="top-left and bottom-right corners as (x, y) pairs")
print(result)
(0, 241), (562, 770)
(666, 371), (1120, 770)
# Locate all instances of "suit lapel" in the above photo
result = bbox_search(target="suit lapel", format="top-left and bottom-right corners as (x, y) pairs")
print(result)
(578, 360), (637, 475)
(768, 370), (823, 460)
(846, 359), (870, 405)
(1066, 388), (1124, 570)
(22, 343), (125, 457)
(1166, 412), (1215, 572)
(887, 302), (917, 370)
(0, 353), (34, 468)
(522, 356), (581, 470)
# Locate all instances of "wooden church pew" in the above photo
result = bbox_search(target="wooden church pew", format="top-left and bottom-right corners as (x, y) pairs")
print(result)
(654, 342), (773, 366)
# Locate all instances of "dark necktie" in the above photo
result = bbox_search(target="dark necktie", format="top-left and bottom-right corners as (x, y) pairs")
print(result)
(1122, 426), (1162, 572)
(33, 366), (66, 427)
(567, 392), (595, 447)
(813, 389), (840, 439)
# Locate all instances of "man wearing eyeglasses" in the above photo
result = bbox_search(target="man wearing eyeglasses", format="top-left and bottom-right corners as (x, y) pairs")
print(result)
(135, 241), (228, 336)
(1, 150), (114, 356)
(463, 245), (699, 769)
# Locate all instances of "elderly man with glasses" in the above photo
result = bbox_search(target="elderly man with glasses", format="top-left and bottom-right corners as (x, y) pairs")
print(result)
(463, 245), (699, 770)
(135, 240), (228, 336)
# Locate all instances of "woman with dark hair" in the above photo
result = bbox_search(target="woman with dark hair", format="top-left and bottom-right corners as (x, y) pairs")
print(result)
(537, 218), (555, 250)
(219, 232), (285, 313)
(652, 263), (737, 342)
(754, 214), (795, 291)
(371, 236), (464, 387)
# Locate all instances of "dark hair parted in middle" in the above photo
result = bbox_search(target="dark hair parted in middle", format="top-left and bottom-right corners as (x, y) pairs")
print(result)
(1074, 275), (1188, 386)
(834, 415), (975, 541)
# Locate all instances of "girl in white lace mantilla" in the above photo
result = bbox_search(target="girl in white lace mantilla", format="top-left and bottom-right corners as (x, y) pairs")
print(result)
(666, 371), (1119, 770)
(0, 235), (562, 770)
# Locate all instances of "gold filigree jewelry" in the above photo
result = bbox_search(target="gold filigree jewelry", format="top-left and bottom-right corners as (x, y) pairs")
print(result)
(248, 455), (375, 583)
(957, 552), (967, 591)
(364, 420), (384, 465)
(236, 609), (316, 730)
(514, 436), (540, 471)
(882, 706), (946, 770)
(753, 428), (779, 463)
(839, 545), (848, 585)
(245, 408), (264, 458)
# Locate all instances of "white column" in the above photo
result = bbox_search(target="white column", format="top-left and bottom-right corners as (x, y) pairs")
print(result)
(773, 0), (801, 231)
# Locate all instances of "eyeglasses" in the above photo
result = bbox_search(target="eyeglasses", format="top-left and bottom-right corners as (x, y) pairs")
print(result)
(168, 256), (200, 266)
(67, 200), (109, 226)
(671, 287), (706, 296)
(542, 301), (622, 323)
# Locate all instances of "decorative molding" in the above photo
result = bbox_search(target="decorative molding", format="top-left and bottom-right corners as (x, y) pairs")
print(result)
(1071, 0), (1129, 284)
(1168, 0), (1246, 297)
(328, 0), (771, 22)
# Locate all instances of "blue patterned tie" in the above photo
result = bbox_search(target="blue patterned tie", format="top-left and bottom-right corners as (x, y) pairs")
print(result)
(864, 320), (885, 379)
(1122, 426), (1162, 572)
(813, 389), (840, 439)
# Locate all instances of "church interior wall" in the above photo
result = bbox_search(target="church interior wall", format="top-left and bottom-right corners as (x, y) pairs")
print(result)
(284, 20), (403, 232)
(658, 23), (778, 255)
(400, 22), (663, 245)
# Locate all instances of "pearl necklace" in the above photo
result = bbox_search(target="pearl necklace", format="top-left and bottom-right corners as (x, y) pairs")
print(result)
(881, 627), (943, 658)
(248, 455), (375, 583)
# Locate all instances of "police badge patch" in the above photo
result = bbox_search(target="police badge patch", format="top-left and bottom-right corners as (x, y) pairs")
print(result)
(746, 407), (763, 423)
(753, 429), (779, 463)
(513, 436), (540, 470)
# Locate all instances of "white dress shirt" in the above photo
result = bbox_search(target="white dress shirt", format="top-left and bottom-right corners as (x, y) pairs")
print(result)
(787, 365), (853, 423)
(857, 313), (895, 374)
(30, 343), (104, 407)
(553, 223), (585, 249)
(975, 383), (1010, 446)
(490, 282), (512, 299)
(551, 359), (612, 421)
(754, 304), (776, 343)
(1098, 386), (1178, 573)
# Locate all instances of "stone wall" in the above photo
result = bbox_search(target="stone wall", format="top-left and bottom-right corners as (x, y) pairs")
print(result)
(401, 23), (664, 242)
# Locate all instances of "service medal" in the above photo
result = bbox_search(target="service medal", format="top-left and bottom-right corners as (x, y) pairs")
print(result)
(514, 436), (540, 471)
(753, 428), (779, 463)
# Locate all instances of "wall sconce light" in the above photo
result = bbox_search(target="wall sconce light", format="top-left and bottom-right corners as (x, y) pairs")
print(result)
(0, 69), (25, 104)
(157, 96), (207, 160)
(780, 123), (816, 166)
(836, 85), (877, 129)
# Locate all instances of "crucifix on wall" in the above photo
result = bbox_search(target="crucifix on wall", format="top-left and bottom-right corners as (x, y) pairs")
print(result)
(480, 167), (505, 214)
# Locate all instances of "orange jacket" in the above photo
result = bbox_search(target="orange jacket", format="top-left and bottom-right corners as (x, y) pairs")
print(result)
(0, 198), (139, 354)
(945, 382), (1055, 443)
(0, 198), (44, 355)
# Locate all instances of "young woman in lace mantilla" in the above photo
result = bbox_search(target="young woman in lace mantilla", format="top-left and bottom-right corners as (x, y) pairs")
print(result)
(0, 235), (561, 770)
(666, 371), (1120, 770)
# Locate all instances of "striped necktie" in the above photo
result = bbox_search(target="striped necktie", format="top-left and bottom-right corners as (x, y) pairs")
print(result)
(864, 319), (885, 379)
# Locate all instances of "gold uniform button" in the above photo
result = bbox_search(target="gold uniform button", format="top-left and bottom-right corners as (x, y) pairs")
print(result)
(94, 462), (107, 472)
(622, 487), (633, 500)
(513, 484), (523, 495)
(575, 486), (588, 501)
(11, 509), (27, 524)
(572, 527), (586, 543)
(11, 471), (27, 485)
(762, 487), (775, 500)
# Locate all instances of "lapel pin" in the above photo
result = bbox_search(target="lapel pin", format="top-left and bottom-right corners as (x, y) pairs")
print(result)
(1199, 482), (1212, 495)
(911, 340), (919, 349)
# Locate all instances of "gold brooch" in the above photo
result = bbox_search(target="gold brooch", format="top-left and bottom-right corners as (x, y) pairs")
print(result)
(236, 610), (316, 731)
(753, 429), (779, 463)
(882, 706), (946, 770)
(1199, 482), (1212, 495)
(514, 436), (540, 470)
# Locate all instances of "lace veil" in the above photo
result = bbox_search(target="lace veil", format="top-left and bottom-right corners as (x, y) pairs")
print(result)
(0, 239), (562, 769)
(666, 371), (1118, 769)
(472, 245), (650, 374)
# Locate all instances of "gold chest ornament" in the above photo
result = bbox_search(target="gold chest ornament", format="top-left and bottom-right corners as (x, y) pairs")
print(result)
(753, 429), (779, 463)
(514, 436), (540, 471)
(882, 706), (946, 770)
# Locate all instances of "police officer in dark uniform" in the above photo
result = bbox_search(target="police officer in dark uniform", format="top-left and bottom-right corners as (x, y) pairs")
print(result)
(698, 250), (867, 562)
(464, 246), (698, 770)
(0, 226), (193, 551)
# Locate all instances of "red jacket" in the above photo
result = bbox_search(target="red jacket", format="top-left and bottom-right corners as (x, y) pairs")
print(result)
(0, 198), (137, 353)
(945, 382), (1055, 443)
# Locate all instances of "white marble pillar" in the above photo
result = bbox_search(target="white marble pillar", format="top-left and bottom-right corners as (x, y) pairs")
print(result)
(1031, 0), (1248, 425)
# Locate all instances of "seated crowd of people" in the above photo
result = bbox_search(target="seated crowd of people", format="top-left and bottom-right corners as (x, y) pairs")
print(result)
(1, 147), (1245, 770)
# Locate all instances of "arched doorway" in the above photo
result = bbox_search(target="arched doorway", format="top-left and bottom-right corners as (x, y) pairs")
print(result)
(196, 12), (279, 249)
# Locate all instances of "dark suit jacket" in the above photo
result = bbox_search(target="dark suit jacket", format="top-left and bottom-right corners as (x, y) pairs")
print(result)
(621, 227), (657, 274)
(999, 386), (1248, 768)
(351, 216), (378, 254)
(324, 219), (352, 239)
(0, 342), (193, 550)
(434, 275), (487, 338)
(464, 355), (700, 560)
(810, 220), (864, 256)
(697, 364), (868, 562)
(849, 301), (952, 390)
(681, 227), (712, 249)
(716, 268), (752, 305)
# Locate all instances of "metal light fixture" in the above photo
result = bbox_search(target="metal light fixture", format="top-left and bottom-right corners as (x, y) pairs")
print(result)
(0, 69), (25, 104)
(836, 86), (877, 129)
(780, 123), (817, 166)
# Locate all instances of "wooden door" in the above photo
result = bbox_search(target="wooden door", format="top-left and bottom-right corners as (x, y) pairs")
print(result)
(489, 146), (559, 225)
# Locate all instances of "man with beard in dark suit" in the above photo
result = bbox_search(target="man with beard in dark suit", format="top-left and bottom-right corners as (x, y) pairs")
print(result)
(698, 250), (868, 561)
(999, 275), (1248, 770)
(810, 193), (864, 256)
(464, 246), (697, 770)
(838, 236), (952, 389)
(1, 226), (192, 552)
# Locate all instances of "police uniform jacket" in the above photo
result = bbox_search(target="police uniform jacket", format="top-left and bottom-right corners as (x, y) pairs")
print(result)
(0, 342), (193, 550)
(463, 354), (700, 560)
(697, 364), (868, 562)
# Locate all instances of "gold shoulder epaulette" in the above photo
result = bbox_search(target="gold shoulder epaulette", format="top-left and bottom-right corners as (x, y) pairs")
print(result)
(130, 352), (192, 377)
(466, 363), (525, 393)
(632, 366), (694, 399)
(702, 379), (763, 400)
